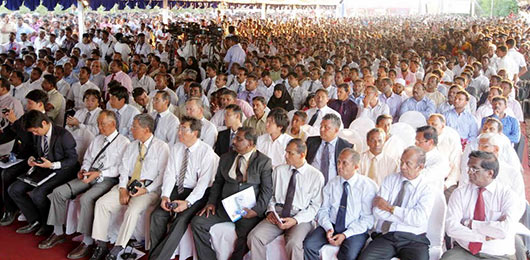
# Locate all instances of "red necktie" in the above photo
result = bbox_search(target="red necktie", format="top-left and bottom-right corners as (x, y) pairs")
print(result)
(468, 187), (486, 255)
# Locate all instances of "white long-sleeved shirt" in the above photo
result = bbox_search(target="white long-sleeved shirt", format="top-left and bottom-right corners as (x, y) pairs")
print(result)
(305, 106), (344, 130)
(446, 181), (523, 256)
(67, 80), (99, 111)
(151, 109), (180, 144)
(113, 104), (140, 141)
(357, 101), (390, 123)
(256, 133), (293, 168)
(132, 75), (156, 94)
(317, 173), (377, 238)
(81, 131), (130, 178)
(267, 163), (324, 224)
(438, 127), (462, 188)
(161, 140), (219, 205)
(373, 173), (435, 235)
(118, 135), (169, 192)
(200, 117), (218, 147)
(422, 148), (450, 191)
(66, 107), (102, 136)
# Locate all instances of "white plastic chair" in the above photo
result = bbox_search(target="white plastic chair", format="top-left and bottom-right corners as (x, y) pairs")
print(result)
(209, 222), (288, 260)
(338, 129), (364, 153)
(389, 122), (417, 147)
(348, 117), (375, 140)
(69, 127), (95, 163)
(320, 191), (447, 260)
(398, 111), (427, 129)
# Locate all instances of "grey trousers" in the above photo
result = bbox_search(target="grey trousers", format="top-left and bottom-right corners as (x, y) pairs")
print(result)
(47, 177), (117, 235)
(441, 244), (515, 260)
(247, 219), (314, 260)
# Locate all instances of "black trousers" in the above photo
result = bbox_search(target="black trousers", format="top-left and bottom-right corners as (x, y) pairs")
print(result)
(1, 162), (29, 213)
(149, 187), (208, 260)
(358, 232), (430, 260)
(190, 203), (261, 260)
(8, 166), (78, 224)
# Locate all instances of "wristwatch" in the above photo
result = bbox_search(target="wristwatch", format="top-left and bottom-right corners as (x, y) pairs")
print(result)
(390, 206), (396, 215)
(186, 201), (192, 209)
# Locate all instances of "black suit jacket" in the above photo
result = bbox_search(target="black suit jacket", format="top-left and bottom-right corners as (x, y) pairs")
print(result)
(207, 150), (273, 217)
(214, 129), (231, 156)
(306, 136), (353, 173)
(0, 117), (34, 159)
(32, 125), (78, 174)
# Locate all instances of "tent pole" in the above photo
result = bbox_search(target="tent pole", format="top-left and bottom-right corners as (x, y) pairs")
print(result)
(162, 0), (169, 24)
(77, 0), (85, 36)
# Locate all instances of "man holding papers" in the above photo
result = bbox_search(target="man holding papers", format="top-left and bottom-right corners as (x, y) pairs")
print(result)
(248, 138), (324, 260)
(191, 126), (273, 260)
(149, 117), (219, 260)
(304, 148), (378, 260)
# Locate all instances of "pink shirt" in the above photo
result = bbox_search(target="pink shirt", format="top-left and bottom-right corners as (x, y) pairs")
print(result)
(104, 71), (133, 93)
(235, 99), (255, 118)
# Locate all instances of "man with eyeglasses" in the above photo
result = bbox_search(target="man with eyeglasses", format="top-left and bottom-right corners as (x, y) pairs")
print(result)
(150, 91), (180, 144)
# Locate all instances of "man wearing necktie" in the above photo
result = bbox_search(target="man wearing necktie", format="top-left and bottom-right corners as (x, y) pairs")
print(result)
(90, 114), (169, 260)
(304, 148), (377, 260)
(248, 139), (324, 260)
(237, 74), (261, 105)
(150, 91), (179, 144)
(38, 111), (130, 259)
(441, 151), (523, 260)
(191, 127), (273, 260)
(359, 146), (434, 260)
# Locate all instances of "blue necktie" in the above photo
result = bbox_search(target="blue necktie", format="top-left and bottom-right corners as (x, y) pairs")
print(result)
(335, 181), (349, 233)
(320, 141), (330, 183)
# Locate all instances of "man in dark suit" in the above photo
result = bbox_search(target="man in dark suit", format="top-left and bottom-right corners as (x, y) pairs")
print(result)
(7, 110), (79, 235)
(191, 126), (273, 260)
(306, 113), (353, 184)
(214, 104), (243, 156)
(0, 90), (47, 226)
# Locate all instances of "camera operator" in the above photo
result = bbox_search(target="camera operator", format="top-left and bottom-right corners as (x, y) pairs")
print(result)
(177, 33), (197, 60)
(223, 35), (246, 75)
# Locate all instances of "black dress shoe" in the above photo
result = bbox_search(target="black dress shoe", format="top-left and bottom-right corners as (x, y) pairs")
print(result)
(89, 246), (109, 260)
(0, 211), (18, 226)
(104, 254), (117, 260)
(35, 225), (52, 236)
(16, 221), (41, 234)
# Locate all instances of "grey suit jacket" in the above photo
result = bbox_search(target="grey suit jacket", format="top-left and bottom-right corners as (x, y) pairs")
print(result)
(207, 149), (273, 217)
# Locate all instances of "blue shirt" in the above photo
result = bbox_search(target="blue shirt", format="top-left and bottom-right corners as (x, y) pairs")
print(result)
(349, 94), (364, 107)
(481, 114), (520, 143)
(399, 97), (435, 119)
(379, 93), (403, 119)
(443, 109), (479, 142)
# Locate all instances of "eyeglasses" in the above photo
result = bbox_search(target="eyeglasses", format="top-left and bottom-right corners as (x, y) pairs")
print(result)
(468, 167), (482, 174)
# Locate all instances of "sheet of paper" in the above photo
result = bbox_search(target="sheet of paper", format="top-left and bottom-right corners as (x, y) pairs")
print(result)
(222, 187), (256, 222)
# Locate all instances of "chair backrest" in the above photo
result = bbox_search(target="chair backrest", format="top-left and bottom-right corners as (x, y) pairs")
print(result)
(349, 116), (375, 140)
(389, 122), (416, 147)
(71, 127), (95, 163)
(426, 191), (447, 247)
(398, 111), (426, 129)
(339, 129), (364, 153)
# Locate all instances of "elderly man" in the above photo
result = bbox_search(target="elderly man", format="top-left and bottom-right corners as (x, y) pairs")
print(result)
(306, 114), (353, 184)
(359, 146), (434, 260)
(149, 117), (219, 260)
(191, 127), (273, 260)
(39, 111), (129, 259)
(248, 139), (324, 260)
(358, 85), (390, 123)
(442, 151), (524, 260)
(304, 148), (377, 260)
(90, 114), (169, 260)
(415, 125), (450, 190)
(427, 114), (463, 190)
(185, 97), (218, 147)
(359, 128), (399, 186)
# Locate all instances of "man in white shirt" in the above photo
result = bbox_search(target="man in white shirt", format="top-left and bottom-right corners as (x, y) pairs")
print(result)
(74, 34), (97, 58)
(442, 151), (523, 260)
(150, 73), (178, 106)
(90, 114), (169, 260)
(256, 108), (293, 168)
(201, 63), (217, 97)
(8, 70), (30, 107)
(132, 64), (156, 94)
(183, 97), (216, 146)
(149, 116), (219, 260)
(359, 146), (434, 260)
(286, 72), (308, 110)
(358, 85), (390, 123)
(67, 66), (99, 111)
(304, 148), (377, 260)
(54, 65), (71, 97)
(359, 128), (399, 186)
(248, 138), (324, 260)
(151, 91), (180, 144)
(134, 33), (152, 58)
(302, 67), (323, 94)
(65, 89), (102, 136)
(320, 72), (338, 100)
(415, 125), (450, 191)
(0, 78), (24, 120)
(108, 86), (140, 140)
(493, 45), (518, 82)
(306, 89), (343, 131)
(224, 35), (246, 73)
(38, 111), (129, 259)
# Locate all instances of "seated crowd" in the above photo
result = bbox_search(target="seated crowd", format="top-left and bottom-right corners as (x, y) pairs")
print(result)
(0, 11), (528, 260)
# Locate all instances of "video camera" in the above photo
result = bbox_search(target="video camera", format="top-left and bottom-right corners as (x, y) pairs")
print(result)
(163, 22), (223, 41)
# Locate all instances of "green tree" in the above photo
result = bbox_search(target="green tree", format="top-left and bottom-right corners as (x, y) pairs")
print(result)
(478, 0), (518, 17)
